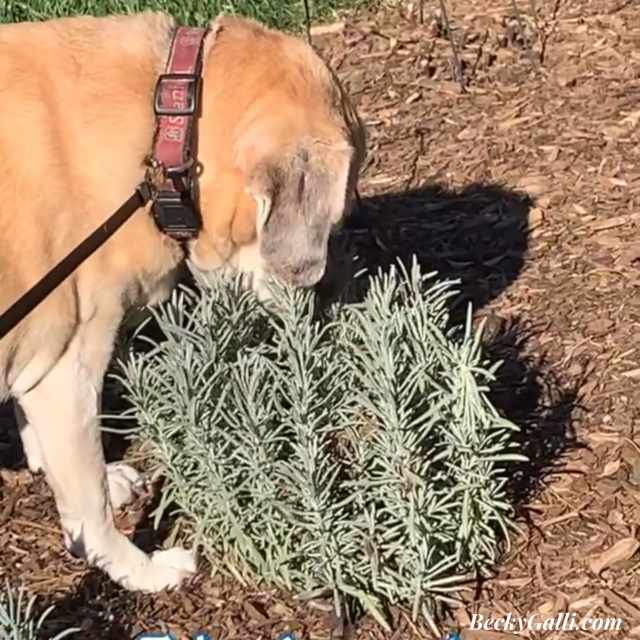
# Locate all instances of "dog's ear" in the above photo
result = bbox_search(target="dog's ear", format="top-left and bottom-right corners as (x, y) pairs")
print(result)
(331, 71), (368, 217)
(245, 142), (354, 286)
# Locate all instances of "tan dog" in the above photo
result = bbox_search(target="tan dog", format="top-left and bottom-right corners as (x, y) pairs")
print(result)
(0, 11), (365, 592)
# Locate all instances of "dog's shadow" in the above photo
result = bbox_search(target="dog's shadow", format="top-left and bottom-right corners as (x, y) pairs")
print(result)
(321, 183), (530, 314)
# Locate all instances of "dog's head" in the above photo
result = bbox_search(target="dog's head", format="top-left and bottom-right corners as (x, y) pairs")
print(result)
(188, 14), (366, 290)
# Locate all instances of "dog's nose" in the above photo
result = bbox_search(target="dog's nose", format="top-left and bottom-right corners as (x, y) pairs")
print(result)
(278, 258), (326, 288)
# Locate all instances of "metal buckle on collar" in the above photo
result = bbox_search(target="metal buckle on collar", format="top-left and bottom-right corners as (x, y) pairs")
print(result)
(149, 159), (201, 239)
(153, 73), (201, 117)
(152, 188), (200, 238)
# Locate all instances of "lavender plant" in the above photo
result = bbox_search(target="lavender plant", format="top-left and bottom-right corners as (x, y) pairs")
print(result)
(115, 261), (524, 628)
(0, 583), (78, 640)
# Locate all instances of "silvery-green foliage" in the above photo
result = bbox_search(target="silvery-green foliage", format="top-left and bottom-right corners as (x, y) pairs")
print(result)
(115, 262), (525, 626)
(0, 583), (78, 640)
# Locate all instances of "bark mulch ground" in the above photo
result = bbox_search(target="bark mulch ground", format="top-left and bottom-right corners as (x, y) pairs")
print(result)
(1, 0), (640, 638)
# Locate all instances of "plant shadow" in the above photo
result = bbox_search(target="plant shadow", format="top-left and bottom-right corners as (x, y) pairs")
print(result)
(32, 573), (130, 640)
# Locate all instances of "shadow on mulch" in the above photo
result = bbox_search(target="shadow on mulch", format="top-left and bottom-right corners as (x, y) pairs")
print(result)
(37, 572), (131, 640)
(0, 180), (581, 638)
(328, 182), (533, 316)
(319, 181), (581, 515)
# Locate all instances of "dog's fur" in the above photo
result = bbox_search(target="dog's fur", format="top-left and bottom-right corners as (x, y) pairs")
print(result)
(0, 11), (365, 592)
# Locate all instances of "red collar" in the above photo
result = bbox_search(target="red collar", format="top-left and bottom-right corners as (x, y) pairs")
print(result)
(146, 26), (209, 240)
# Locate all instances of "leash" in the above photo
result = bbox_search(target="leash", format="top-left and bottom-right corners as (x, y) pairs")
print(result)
(0, 25), (209, 342)
(0, 189), (149, 341)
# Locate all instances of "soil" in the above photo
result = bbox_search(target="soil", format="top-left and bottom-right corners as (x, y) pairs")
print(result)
(1, 0), (640, 638)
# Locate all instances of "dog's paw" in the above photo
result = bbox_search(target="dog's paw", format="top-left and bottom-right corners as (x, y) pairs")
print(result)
(145, 547), (197, 590)
(106, 462), (147, 511)
(95, 540), (197, 593)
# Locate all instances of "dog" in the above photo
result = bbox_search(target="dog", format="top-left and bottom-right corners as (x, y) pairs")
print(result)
(0, 11), (366, 592)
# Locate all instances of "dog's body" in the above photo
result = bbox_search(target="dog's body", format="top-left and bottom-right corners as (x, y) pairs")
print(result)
(0, 11), (365, 591)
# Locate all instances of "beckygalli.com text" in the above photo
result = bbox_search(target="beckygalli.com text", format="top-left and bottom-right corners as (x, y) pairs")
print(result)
(470, 612), (622, 634)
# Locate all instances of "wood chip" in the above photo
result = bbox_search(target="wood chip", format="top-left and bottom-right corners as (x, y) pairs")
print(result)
(591, 213), (640, 231)
(609, 177), (628, 187)
(496, 577), (532, 588)
(600, 460), (621, 477)
(242, 600), (268, 623)
(309, 21), (346, 36)
(517, 174), (550, 196)
(569, 595), (605, 611)
(603, 588), (640, 621)
(588, 537), (640, 575)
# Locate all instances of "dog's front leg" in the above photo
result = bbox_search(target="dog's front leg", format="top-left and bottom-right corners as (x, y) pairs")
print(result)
(14, 329), (196, 592)
(14, 400), (45, 473)
(14, 387), (146, 511)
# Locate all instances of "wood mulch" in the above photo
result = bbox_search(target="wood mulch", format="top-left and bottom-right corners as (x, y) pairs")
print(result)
(1, 0), (640, 637)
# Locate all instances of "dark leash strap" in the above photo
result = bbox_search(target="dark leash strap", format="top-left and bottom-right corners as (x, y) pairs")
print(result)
(0, 188), (150, 341)
(0, 26), (209, 342)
